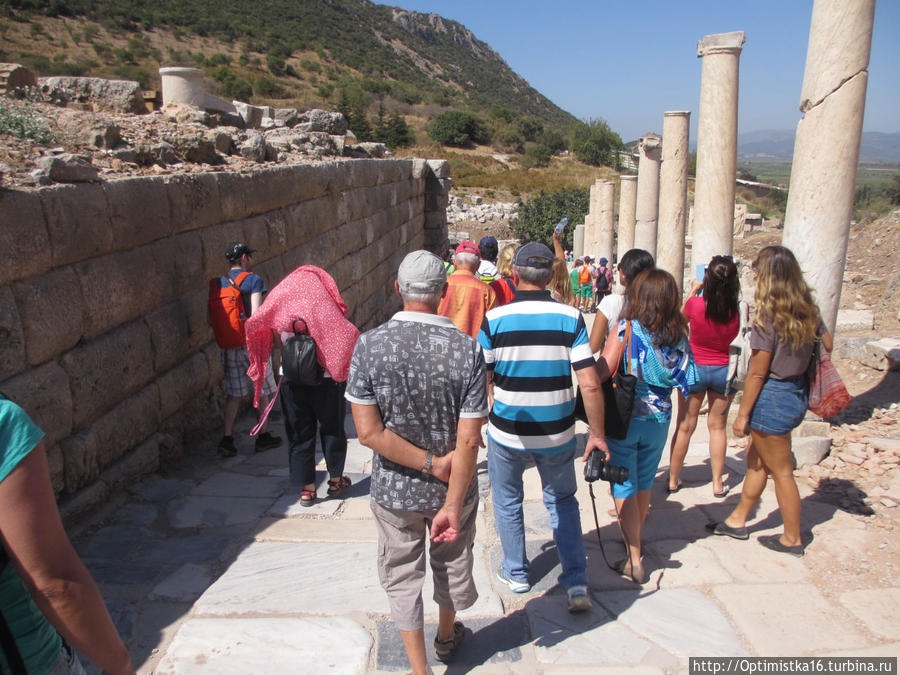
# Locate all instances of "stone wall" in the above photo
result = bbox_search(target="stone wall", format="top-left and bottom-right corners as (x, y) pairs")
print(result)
(0, 158), (450, 520)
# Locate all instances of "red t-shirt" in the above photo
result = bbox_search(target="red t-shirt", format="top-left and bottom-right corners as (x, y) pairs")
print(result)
(684, 296), (739, 366)
(490, 276), (517, 306)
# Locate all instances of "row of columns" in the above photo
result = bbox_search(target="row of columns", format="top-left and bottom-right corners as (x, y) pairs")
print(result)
(578, 0), (872, 330)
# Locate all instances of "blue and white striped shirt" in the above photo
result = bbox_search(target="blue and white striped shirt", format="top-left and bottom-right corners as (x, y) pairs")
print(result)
(478, 290), (594, 453)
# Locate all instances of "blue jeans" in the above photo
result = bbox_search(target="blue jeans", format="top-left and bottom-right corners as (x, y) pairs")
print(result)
(487, 437), (587, 589)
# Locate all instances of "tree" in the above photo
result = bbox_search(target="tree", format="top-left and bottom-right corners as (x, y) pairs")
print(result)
(570, 118), (623, 167)
(513, 187), (589, 249)
(428, 110), (489, 147)
(520, 143), (552, 169)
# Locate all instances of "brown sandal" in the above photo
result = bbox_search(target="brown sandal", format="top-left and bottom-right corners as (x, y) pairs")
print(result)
(327, 476), (352, 496)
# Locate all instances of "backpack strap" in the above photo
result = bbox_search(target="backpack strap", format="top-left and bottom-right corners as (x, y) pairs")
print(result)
(0, 549), (28, 675)
(504, 277), (516, 295)
(227, 271), (251, 290)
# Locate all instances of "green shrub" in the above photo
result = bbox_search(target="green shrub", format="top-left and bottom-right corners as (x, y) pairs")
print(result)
(255, 75), (285, 97)
(513, 187), (589, 249)
(429, 110), (489, 147)
(208, 53), (231, 67)
(521, 143), (552, 169)
(221, 77), (253, 102)
(570, 118), (622, 167)
(0, 100), (57, 144)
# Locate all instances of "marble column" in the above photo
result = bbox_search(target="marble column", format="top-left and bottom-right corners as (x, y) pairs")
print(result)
(596, 181), (616, 261)
(573, 224), (585, 259)
(782, 0), (875, 332)
(583, 182), (599, 256)
(658, 111), (691, 292)
(634, 133), (661, 257)
(692, 31), (745, 274)
(617, 175), (638, 258)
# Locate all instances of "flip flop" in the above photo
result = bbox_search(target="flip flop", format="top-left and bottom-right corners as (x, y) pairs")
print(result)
(713, 485), (731, 498)
(666, 481), (682, 495)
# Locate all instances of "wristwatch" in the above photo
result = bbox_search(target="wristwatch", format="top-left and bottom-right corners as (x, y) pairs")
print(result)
(421, 451), (434, 476)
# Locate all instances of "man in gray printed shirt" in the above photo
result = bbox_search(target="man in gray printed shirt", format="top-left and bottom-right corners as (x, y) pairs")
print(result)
(346, 250), (487, 673)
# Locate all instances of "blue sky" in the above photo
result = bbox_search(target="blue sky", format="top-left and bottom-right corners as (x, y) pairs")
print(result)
(390, 0), (899, 143)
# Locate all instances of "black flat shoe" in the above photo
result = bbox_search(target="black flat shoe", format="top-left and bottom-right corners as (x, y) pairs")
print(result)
(705, 521), (749, 540)
(758, 534), (804, 558)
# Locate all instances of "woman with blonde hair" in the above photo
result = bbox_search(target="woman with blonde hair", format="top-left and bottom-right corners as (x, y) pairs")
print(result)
(490, 244), (518, 305)
(707, 246), (832, 557)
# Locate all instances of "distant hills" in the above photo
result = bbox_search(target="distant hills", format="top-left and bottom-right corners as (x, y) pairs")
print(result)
(737, 130), (900, 164)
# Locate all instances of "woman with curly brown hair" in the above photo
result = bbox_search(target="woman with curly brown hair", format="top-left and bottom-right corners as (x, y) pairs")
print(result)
(597, 268), (696, 583)
(707, 246), (832, 557)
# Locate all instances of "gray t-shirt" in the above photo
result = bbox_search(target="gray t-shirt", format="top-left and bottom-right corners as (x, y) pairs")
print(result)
(345, 311), (488, 511)
(750, 317), (826, 381)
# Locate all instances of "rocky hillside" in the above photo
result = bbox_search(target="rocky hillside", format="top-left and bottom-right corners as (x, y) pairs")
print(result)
(0, 0), (577, 131)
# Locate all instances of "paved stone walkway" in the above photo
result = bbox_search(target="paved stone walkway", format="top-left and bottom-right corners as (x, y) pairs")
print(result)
(71, 400), (899, 674)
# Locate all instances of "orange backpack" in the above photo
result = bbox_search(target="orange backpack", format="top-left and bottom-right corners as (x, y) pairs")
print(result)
(578, 265), (591, 284)
(208, 271), (251, 349)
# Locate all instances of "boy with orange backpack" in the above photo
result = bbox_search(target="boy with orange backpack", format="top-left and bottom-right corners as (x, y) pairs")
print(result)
(208, 242), (282, 457)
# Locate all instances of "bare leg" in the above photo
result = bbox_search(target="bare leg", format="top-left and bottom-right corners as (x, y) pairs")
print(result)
(725, 438), (767, 528)
(706, 391), (735, 494)
(223, 395), (241, 436)
(668, 391), (703, 490)
(399, 629), (428, 675)
(615, 495), (643, 569)
(437, 606), (457, 641)
(749, 430), (802, 546)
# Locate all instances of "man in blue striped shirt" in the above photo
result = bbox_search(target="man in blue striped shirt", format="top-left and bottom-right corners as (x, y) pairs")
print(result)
(478, 242), (608, 613)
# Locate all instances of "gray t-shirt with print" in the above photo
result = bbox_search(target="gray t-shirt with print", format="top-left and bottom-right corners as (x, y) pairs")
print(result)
(750, 317), (826, 381)
(345, 311), (488, 511)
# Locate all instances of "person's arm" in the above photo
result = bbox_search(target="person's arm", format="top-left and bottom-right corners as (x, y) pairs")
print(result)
(574, 364), (610, 462)
(431, 416), (483, 542)
(552, 230), (565, 261)
(821, 330), (834, 353)
(732, 349), (773, 437)
(595, 323), (624, 383)
(351, 403), (453, 481)
(250, 291), (264, 315)
(0, 444), (134, 675)
(589, 312), (610, 354)
(683, 281), (703, 311)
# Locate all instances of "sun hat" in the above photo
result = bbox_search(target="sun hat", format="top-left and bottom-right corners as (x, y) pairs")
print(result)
(397, 250), (447, 294)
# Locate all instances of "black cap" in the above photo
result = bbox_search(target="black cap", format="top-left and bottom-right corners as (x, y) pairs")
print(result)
(513, 242), (554, 269)
(479, 236), (498, 261)
(226, 242), (256, 262)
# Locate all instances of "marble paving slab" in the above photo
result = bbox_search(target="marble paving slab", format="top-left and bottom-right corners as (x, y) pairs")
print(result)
(150, 564), (213, 602)
(154, 617), (372, 675)
(167, 496), (276, 529)
(255, 516), (378, 543)
(839, 588), (900, 640)
(600, 587), (747, 658)
(703, 536), (810, 583)
(712, 583), (870, 655)
(642, 538), (733, 587)
(191, 471), (288, 498)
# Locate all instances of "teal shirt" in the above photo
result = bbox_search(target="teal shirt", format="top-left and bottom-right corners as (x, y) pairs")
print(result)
(0, 396), (62, 675)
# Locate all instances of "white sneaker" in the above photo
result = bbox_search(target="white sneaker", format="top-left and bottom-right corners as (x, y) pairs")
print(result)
(497, 568), (530, 593)
(567, 585), (591, 612)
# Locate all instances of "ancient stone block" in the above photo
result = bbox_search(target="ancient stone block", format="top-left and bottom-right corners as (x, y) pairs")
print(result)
(280, 245), (319, 275)
(156, 352), (210, 420)
(61, 320), (153, 427)
(202, 342), (224, 387)
(38, 76), (144, 114)
(199, 220), (246, 281)
(12, 266), (84, 366)
(283, 195), (339, 248)
(75, 246), (170, 339)
(834, 336), (871, 360)
(182, 289), (213, 352)
(836, 309), (874, 332)
(153, 231), (205, 299)
(166, 173), (223, 233)
(0, 189), (51, 285)
(859, 338), (900, 372)
(104, 176), (173, 249)
(254, 257), (285, 288)
(37, 154), (99, 183)
(92, 382), (160, 471)
(146, 301), (195, 374)
(0, 362), (72, 447)
(60, 429), (99, 493)
(426, 159), (451, 179)
(102, 437), (160, 494)
(40, 183), (113, 267)
(0, 287), (26, 381)
(792, 436), (832, 468)
(59, 479), (110, 524)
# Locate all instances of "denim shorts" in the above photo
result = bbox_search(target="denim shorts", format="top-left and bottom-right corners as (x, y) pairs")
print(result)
(606, 418), (670, 499)
(689, 364), (731, 396)
(749, 377), (808, 435)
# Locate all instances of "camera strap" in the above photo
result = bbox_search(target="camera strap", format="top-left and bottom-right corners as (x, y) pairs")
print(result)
(587, 482), (642, 583)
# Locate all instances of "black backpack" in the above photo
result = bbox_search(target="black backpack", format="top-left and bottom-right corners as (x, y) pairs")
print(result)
(282, 320), (323, 386)
(596, 267), (610, 292)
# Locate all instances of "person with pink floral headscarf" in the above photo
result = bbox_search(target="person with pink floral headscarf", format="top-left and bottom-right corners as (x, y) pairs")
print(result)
(245, 266), (360, 505)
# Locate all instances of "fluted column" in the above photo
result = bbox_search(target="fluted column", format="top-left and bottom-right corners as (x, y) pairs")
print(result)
(583, 181), (599, 256)
(617, 175), (637, 257)
(658, 111), (691, 292)
(634, 133), (661, 257)
(573, 223), (585, 259)
(596, 181), (615, 261)
(782, 0), (875, 332)
(692, 31), (745, 273)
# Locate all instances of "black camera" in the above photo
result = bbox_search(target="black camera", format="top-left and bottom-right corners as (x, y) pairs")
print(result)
(584, 451), (629, 485)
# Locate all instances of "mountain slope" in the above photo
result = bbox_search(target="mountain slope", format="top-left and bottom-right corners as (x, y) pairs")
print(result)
(0, 0), (577, 129)
(737, 129), (900, 164)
